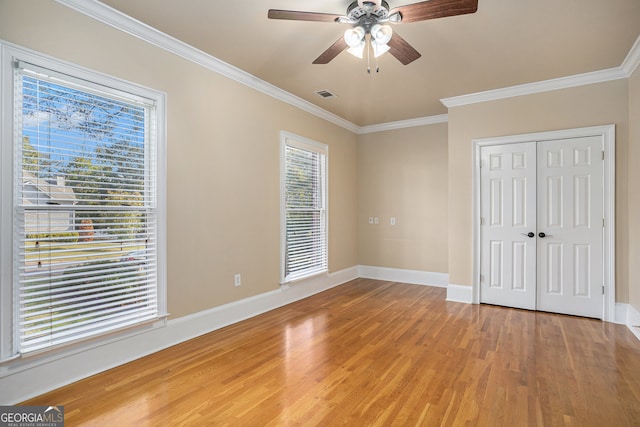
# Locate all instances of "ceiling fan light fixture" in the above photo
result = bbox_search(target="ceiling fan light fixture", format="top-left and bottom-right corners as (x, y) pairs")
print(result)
(372, 42), (390, 58)
(371, 24), (392, 45)
(344, 26), (366, 48)
(270, 0), (479, 66)
(347, 42), (366, 59)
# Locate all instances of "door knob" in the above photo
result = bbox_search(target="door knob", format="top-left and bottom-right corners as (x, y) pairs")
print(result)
(521, 232), (535, 238)
(538, 232), (552, 238)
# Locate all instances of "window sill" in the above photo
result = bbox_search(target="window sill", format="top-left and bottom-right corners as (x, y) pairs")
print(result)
(280, 270), (329, 290)
(0, 315), (168, 378)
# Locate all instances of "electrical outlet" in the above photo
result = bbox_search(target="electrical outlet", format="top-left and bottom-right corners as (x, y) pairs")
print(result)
(390, 217), (396, 225)
(368, 217), (374, 224)
(374, 217), (379, 225)
(234, 274), (241, 287)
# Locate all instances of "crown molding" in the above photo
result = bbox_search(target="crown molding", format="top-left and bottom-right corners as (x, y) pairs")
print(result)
(441, 67), (628, 108)
(54, 1), (638, 133)
(441, 34), (640, 109)
(55, 0), (361, 134)
(357, 114), (448, 134)
(622, 35), (640, 77)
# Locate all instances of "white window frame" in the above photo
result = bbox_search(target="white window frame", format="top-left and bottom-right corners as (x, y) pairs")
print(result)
(0, 41), (167, 363)
(280, 131), (328, 285)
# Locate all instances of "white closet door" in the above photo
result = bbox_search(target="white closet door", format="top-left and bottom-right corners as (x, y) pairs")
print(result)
(537, 136), (604, 318)
(480, 142), (537, 310)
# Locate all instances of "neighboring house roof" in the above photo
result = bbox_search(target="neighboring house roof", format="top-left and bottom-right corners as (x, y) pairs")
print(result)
(22, 170), (77, 204)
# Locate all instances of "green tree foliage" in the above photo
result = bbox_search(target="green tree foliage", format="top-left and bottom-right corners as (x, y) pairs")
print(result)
(23, 75), (146, 239)
(285, 146), (320, 209)
(63, 146), (145, 238)
(22, 136), (58, 174)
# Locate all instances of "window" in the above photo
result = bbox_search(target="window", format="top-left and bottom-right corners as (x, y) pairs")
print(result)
(280, 132), (328, 283)
(1, 46), (166, 358)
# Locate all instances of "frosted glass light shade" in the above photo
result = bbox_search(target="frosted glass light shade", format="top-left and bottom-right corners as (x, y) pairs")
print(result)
(344, 26), (365, 48)
(347, 42), (366, 59)
(371, 24), (392, 45)
(372, 42), (390, 58)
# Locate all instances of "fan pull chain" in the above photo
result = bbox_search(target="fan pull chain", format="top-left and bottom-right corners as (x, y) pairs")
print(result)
(365, 37), (380, 74)
(367, 38), (371, 74)
(365, 35), (381, 74)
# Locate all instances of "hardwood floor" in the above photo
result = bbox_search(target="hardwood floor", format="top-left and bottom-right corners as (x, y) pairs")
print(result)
(23, 279), (640, 426)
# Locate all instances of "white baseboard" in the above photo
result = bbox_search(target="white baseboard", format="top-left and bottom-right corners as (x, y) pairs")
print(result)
(358, 265), (448, 288)
(625, 303), (640, 342)
(0, 265), (441, 403)
(5, 262), (631, 404)
(626, 303), (640, 326)
(0, 266), (359, 404)
(446, 283), (473, 303)
(607, 303), (640, 343)
(615, 302), (629, 324)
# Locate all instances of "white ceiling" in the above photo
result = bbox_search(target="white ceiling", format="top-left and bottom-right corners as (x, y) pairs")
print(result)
(98, 0), (640, 126)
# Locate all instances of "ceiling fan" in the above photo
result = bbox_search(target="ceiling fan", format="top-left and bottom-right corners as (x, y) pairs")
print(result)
(268, 0), (478, 66)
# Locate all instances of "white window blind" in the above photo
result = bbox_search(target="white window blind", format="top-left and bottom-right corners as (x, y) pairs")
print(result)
(15, 62), (161, 354)
(281, 134), (328, 282)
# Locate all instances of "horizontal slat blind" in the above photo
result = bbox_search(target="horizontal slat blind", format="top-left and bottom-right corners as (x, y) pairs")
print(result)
(16, 65), (159, 354)
(284, 142), (327, 281)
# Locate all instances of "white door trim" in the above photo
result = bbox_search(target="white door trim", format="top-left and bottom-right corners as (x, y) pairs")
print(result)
(472, 125), (616, 322)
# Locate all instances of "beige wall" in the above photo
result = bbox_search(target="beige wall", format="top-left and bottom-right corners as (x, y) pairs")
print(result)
(628, 66), (640, 311)
(0, 0), (358, 319)
(447, 80), (630, 302)
(0, 0), (636, 310)
(357, 124), (448, 273)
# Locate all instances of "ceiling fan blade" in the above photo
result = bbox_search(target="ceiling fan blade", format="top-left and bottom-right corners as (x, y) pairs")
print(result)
(390, 0), (478, 23)
(313, 37), (348, 64)
(388, 32), (421, 65)
(268, 9), (343, 22)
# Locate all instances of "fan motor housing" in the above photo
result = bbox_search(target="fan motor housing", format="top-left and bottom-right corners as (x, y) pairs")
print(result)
(346, 1), (391, 24)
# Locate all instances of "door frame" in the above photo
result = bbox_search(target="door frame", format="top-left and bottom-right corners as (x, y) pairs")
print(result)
(471, 125), (616, 321)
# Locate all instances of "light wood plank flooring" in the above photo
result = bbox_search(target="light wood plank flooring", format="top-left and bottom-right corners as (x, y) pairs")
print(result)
(23, 279), (640, 426)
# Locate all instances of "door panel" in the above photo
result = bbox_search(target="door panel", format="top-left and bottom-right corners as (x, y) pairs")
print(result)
(479, 136), (604, 318)
(546, 243), (563, 294)
(537, 136), (603, 318)
(480, 142), (537, 309)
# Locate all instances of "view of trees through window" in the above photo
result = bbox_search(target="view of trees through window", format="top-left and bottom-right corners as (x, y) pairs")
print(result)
(283, 140), (327, 282)
(18, 71), (158, 353)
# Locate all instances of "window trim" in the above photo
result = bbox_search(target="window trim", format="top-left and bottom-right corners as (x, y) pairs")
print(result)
(279, 131), (329, 285)
(0, 41), (167, 364)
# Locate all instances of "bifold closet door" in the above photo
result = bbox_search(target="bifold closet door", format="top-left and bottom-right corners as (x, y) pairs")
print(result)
(480, 136), (604, 318)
